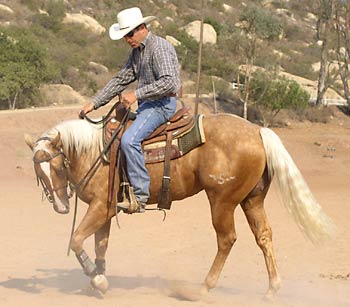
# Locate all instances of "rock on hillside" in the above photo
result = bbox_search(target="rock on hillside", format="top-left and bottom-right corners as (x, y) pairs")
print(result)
(279, 71), (343, 100)
(0, 3), (14, 25)
(182, 21), (217, 45)
(63, 13), (105, 35)
(0, 4), (14, 16)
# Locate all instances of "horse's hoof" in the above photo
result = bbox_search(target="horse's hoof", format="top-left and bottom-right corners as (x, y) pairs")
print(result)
(264, 289), (277, 302)
(199, 285), (209, 296)
(91, 274), (109, 294)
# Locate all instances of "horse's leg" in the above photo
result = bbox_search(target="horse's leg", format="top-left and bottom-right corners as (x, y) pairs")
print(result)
(70, 202), (112, 293)
(241, 194), (281, 298)
(94, 219), (111, 276)
(202, 192), (238, 293)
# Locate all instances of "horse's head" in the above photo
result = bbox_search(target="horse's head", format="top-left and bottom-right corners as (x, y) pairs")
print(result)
(25, 132), (71, 214)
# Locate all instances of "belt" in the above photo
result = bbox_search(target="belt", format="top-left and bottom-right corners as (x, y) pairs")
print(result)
(167, 93), (177, 97)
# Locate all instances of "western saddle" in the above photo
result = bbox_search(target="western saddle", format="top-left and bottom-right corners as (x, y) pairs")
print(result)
(105, 104), (194, 212)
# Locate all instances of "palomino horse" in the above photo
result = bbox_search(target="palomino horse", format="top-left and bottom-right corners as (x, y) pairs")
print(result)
(24, 108), (335, 298)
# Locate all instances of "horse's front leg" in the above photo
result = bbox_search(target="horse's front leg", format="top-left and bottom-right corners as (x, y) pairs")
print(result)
(94, 219), (111, 276)
(69, 202), (112, 293)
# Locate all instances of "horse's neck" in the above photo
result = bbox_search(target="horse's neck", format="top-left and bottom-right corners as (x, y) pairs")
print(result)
(66, 149), (102, 185)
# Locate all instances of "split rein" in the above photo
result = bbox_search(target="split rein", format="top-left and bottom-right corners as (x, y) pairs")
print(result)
(65, 100), (130, 255)
(33, 99), (130, 255)
(76, 100), (130, 191)
(33, 100), (128, 205)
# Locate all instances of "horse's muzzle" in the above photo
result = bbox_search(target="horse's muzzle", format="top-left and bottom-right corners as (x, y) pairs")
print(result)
(53, 198), (70, 214)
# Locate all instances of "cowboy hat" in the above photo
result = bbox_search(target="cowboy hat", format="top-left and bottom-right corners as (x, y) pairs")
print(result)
(109, 7), (156, 40)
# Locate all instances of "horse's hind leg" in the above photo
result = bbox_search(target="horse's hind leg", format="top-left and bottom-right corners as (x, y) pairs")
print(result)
(202, 192), (238, 293)
(241, 194), (281, 298)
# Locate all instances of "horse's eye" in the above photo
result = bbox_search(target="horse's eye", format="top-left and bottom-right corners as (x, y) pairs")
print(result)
(53, 165), (66, 175)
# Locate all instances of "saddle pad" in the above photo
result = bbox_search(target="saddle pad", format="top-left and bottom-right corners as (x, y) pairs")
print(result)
(102, 114), (205, 164)
(144, 114), (206, 163)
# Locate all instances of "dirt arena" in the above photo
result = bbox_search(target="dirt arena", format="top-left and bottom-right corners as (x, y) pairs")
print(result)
(0, 104), (349, 306)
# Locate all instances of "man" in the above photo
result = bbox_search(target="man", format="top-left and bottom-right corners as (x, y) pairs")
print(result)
(79, 7), (181, 213)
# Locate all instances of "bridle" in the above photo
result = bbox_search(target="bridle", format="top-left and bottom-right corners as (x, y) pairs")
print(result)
(33, 99), (128, 205)
(33, 136), (73, 204)
(32, 99), (135, 255)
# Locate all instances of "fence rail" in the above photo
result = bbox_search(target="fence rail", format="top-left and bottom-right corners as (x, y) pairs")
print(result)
(309, 97), (348, 106)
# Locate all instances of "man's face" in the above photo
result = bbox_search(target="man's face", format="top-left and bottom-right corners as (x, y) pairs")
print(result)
(124, 25), (147, 48)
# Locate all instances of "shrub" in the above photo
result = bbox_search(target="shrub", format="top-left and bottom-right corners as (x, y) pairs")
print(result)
(299, 105), (334, 123)
(249, 72), (310, 125)
(30, 0), (65, 32)
(0, 27), (58, 109)
(204, 16), (223, 35)
(240, 5), (283, 40)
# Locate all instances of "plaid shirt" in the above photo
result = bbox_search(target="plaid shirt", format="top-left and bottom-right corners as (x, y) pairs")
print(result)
(93, 32), (180, 108)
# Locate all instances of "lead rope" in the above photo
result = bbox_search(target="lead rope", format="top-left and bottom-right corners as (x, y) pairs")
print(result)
(67, 193), (78, 256)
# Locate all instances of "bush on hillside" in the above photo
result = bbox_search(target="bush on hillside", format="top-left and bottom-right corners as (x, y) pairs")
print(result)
(249, 71), (310, 126)
(29, 0), (65, 32)
(0, 27), (59, 109)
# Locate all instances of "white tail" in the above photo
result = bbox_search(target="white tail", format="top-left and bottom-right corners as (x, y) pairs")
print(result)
(260, 128), (336, 244)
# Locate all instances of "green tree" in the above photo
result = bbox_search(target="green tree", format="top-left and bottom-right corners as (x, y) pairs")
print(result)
(250, 72), (310, 126)
(238, 5), (283, 119)
(0, 27), (57, 109)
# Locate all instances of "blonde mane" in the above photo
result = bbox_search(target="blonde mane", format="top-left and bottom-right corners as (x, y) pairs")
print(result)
(43, 119), (103, 158)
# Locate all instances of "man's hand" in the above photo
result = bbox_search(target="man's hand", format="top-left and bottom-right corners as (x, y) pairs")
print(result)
(78, 102), (95, 119)
(121, 92), (137, 108)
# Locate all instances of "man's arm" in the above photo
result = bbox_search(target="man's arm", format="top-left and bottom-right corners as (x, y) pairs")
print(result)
(93, 59), (136, 109)
(78, 55), (136, 117)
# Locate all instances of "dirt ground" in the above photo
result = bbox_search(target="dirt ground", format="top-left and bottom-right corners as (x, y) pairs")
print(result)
(0, 104), (349, 307)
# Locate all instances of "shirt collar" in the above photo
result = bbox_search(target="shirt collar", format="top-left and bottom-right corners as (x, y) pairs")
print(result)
(140, 31), (152, 51)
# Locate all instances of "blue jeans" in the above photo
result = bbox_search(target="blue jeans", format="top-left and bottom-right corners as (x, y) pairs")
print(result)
(120, 97), (177, 203)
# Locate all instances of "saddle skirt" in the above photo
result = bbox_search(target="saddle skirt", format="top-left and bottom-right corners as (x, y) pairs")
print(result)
(103, 108), (205, 164)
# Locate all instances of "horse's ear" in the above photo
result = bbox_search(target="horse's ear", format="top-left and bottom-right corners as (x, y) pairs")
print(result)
(24, 133), (35, 150)
(52, 132), (62, 148)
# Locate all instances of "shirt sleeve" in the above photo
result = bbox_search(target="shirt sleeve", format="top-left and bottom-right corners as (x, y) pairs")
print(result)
(92, 55), (136, 109)
(135, 44), (179, 101)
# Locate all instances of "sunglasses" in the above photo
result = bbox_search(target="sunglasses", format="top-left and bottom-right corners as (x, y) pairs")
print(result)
(124, 26), (141, 38)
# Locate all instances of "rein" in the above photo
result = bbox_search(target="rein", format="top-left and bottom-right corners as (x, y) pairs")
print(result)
(66, 101), (130, 255)
(72, 103), (130, 192)
(82, 94), (121, 125)
(33, 146), (73, 204)
(33, 99), (130, 256)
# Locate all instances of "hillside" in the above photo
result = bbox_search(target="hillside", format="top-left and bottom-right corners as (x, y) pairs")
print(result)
(0, 0), (347, 114)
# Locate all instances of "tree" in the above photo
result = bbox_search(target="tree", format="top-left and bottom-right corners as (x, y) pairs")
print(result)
(238, 5), (282, 119)
(250, 72), (310, 126)
(334, 0), (350, 110)
(315, 0), (336, 106)
(0, 27), (57, 109)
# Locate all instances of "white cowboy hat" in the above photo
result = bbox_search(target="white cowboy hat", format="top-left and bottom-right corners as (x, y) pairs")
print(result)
(109, 7), (156, 40)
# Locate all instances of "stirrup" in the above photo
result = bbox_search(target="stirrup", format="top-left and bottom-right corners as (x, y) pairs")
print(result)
(116, 184), (144, 214)
(116, 201), (145, 214)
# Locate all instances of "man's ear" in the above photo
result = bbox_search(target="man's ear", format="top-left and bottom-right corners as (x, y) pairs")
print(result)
(24, 133), (35, 150)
